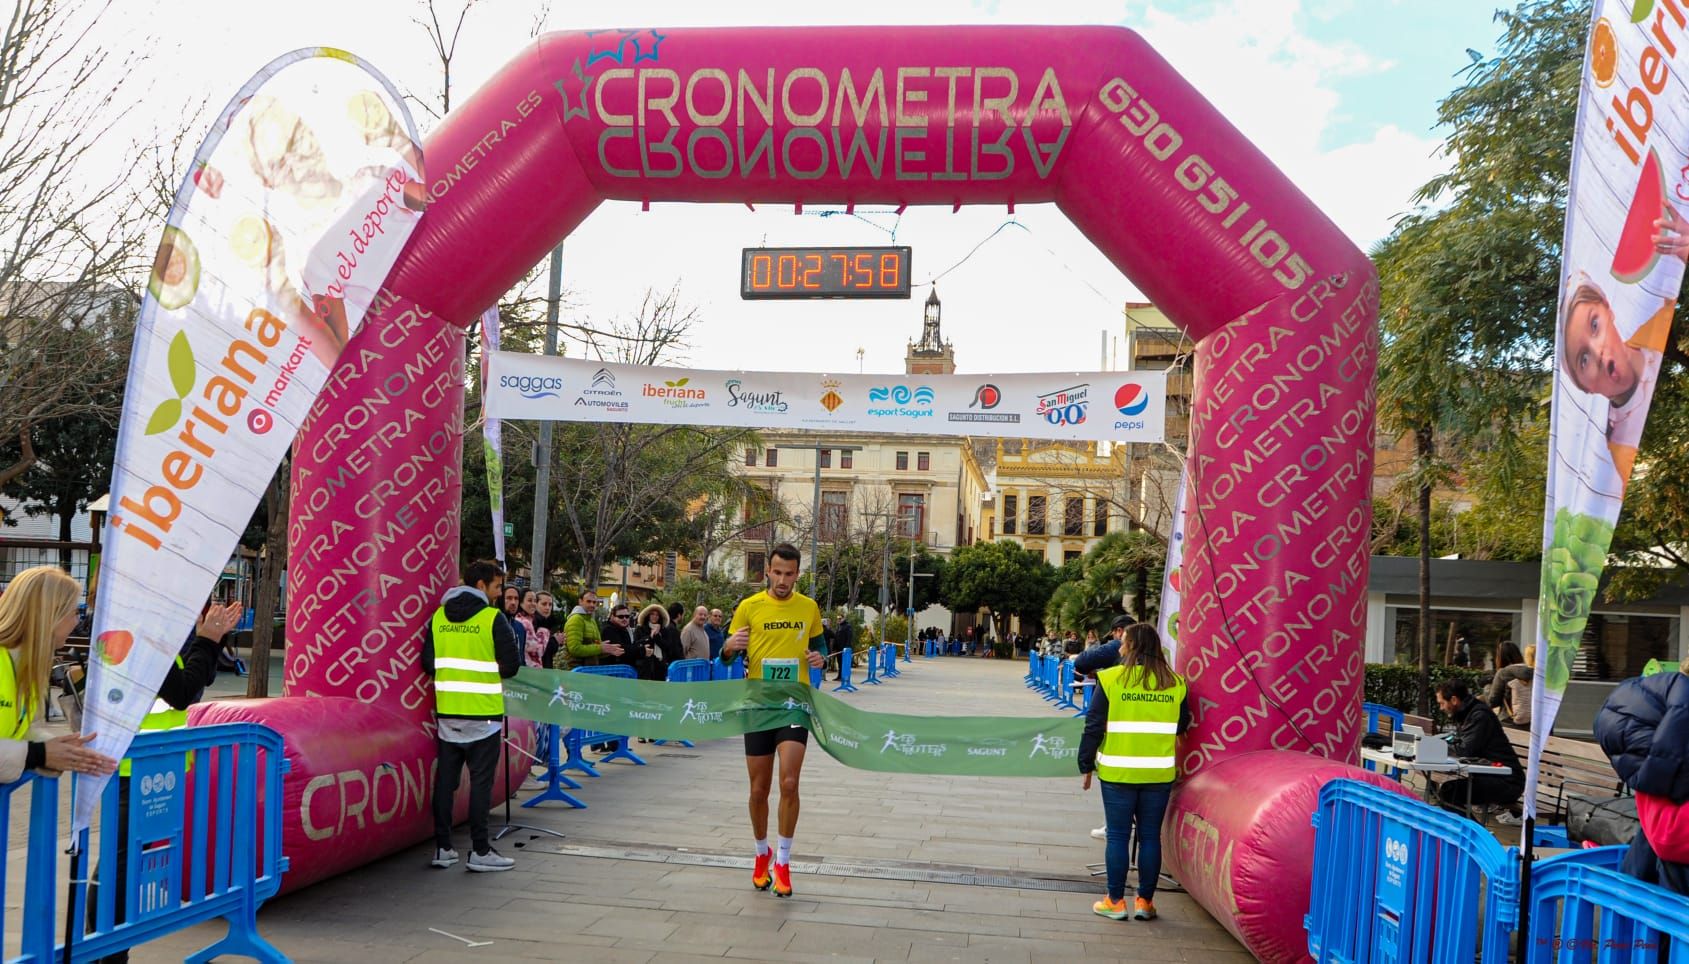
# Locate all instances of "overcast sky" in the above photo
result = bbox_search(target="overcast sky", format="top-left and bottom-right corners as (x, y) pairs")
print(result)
(99, 0), (1506, 376)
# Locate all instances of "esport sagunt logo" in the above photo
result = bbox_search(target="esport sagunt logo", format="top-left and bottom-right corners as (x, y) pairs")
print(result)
(1112, 380), (1152, 430)
(500, 373), (563, 400)
(1036, 384), (1089, 426)
(866, 384), (936, 418)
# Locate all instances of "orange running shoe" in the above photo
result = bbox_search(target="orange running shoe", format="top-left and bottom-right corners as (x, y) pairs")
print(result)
(1134, 897), (1157, 921)
(772, 862), (793, 898)
(752, 852), (772, 891)
(1092, 896), (1128, 920)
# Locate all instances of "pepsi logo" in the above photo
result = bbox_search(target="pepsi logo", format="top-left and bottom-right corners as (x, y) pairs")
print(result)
(1114, 383), (1150, 416)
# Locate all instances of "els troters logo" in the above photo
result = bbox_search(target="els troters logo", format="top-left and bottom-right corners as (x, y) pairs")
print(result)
(113, 309), (289, 552)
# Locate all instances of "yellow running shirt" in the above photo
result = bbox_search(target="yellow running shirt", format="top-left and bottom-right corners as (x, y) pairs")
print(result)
(729, 590), (823, 679)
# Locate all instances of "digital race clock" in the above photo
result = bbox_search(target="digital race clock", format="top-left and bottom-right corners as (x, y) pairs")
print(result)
(740, 246), (912, 300)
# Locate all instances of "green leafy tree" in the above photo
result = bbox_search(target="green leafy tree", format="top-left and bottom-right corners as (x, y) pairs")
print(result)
(1373, 0), (1586, 710)
(1045, 531), (1164, 634)
(943, 540), (1057, 642)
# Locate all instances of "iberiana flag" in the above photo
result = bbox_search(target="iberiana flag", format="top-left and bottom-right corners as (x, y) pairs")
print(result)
(1530, 1), (1687, 820)
(78, 48), (426, 832)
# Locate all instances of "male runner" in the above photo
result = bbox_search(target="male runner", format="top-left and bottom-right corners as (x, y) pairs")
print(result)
(721, 542), (826, 898)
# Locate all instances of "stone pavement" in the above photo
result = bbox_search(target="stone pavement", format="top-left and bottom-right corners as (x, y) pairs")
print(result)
(33, 657), (1253, 962)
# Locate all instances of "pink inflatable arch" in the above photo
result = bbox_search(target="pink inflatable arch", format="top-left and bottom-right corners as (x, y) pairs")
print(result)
(200, 26), (1378, 960)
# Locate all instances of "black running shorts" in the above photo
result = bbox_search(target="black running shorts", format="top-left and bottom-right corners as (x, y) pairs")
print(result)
(743, 725), (809, 756)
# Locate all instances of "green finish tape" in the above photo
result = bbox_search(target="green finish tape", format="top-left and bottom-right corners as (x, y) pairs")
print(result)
(504, 667), (1085, 777)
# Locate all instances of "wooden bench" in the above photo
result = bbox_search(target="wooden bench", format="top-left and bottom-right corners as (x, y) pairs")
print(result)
(1503, 728), (1627, 823)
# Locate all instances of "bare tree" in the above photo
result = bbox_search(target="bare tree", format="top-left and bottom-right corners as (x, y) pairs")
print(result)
(544, 286), (757, 589)
(0, 0), (159, 489)
(408, 0), (479, 122)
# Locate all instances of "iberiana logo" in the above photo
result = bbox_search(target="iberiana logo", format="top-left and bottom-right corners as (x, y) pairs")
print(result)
(500, 374), (563, 399)
(866, 384), (935, 418)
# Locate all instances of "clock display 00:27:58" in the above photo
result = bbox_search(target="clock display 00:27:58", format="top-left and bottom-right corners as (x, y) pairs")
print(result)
(740, 246), (911, 300)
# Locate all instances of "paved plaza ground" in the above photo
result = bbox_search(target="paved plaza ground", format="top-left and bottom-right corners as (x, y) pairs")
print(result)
(10, 657), (1253, 963)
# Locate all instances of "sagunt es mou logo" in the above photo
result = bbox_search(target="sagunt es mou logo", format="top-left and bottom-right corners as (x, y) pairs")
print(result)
(112, 309), (290, 551)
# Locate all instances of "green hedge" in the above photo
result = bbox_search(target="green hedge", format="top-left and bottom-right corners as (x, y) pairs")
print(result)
(1364, 663), (1494, 729)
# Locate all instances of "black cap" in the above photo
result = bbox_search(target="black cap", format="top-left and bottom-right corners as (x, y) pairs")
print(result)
(1110, 615), (1133, 630)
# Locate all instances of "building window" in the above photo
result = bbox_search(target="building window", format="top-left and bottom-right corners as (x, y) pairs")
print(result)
(897, 493), (925, 540)
(746, 551), (766, 582)
(765, 448), (778, 467)
(1064, 497), (1084, 536)
(819, 449), (831, 468)
(1027, 495), (1047, 535)
(820, 490), (848, 542)
(746, 447), (757, 466)
(1064, 550), (1082, 564)
(1095, 500), (1109, 536)
(917, 451), (930, 471)
(896, 451), (909, 471)
(1003, 495), (1018, 535)
(744, 497), (773, 543)
(841, 450), (853, 469)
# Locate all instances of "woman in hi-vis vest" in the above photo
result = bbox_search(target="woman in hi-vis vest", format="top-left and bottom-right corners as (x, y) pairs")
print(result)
(0, 566), (116, 781)
(1077, 623), (1189, 922)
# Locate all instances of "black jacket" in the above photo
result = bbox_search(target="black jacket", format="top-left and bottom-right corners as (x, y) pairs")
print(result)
(1448, 697), (1524, 783)
(158, 634), (222, 710)
(601, 621), (638, 670)
(1596, 670), (1689, 801)
(1074, 639), (1124, 677)
(421, 587), (521, 718)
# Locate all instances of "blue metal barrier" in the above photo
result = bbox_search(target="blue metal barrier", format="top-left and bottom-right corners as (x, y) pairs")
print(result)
(659, 659), (715, 747)
(864, 646), (881, 685)
(880, 643), (900, 678)
(833, 647), (859, 693)
(1525, 847), (1689, 963)
(1072, 678), (1093, 719)
(1024, 651), (1038, 685)
(902, 640), (913, 664)
(1, 723), (292, 963)
(1307, 778), (1517, 964)
(562, 665), (646, 776)
(711, 656), (746, 681)
(1054, 660), (1078, 710)
(522, 723), (587, 810)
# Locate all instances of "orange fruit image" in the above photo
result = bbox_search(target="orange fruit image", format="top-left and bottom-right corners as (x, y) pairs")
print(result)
(1592, 19), (1618, 88)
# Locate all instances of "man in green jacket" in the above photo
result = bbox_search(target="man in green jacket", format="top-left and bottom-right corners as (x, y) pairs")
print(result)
(555, 590), (623, 669)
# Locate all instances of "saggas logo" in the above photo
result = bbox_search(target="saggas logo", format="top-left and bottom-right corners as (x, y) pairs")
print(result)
(112, 310), (288, 552)
(500, 373), (563, 399)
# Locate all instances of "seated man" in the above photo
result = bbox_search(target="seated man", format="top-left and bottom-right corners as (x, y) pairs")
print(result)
(1433, 678), (1525, 815)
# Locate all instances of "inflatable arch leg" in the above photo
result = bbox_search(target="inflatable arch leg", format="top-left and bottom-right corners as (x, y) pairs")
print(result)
(208, 29), (1378, 959)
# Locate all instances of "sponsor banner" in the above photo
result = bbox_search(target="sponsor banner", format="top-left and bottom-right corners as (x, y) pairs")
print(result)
(478, 307), (505, 564)
(1529, 1), (1689, 818)
(1157, 471), (1188, 662)
(78, 48), (424, 832)
(485, 352), (1166, 444)
(505, 668), (1085, 777)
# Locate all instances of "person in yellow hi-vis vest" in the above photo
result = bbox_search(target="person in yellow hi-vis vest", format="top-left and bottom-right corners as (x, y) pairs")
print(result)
(1077, 622), (1190, 923)
(422, 559), (520, 873)
(0, 566), (117, 782)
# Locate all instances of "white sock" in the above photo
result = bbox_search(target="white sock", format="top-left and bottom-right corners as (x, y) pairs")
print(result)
(776, 836), (793, 865)
(755, 838), (770, 857)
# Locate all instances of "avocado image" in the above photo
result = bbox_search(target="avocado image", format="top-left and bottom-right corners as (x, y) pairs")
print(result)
(148, 226), (200, 310)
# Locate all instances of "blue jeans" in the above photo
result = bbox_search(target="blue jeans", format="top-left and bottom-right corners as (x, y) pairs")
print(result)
(1100, 779), (1172, 902)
